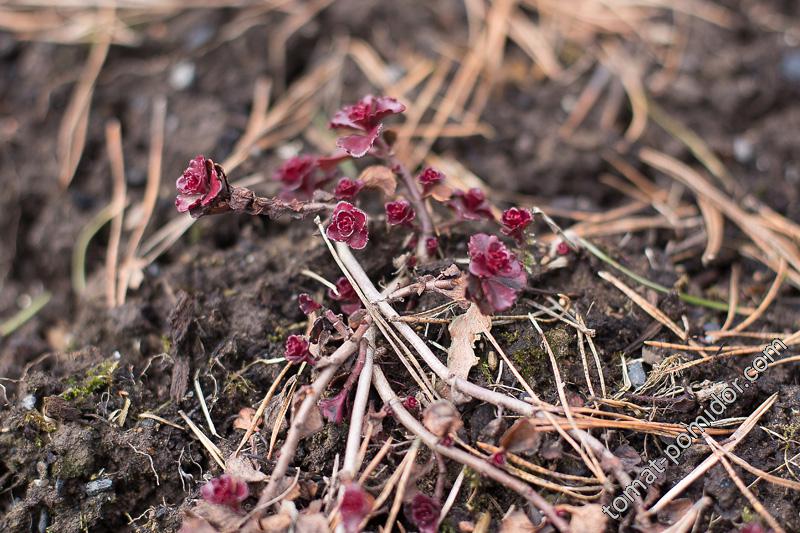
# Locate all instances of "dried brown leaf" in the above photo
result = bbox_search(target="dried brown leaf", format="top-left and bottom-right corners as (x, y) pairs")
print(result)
(359, 165), (396, 197)
(292, 386), (324, 439)
(192, 501), (243, 531)
(499, 418), (542, 455)
(233, 407), (262, 432)
(447, 303), (491, 403)
(179, 515), (219, 533)
(294, 512), (328, 533)
(560, 504), (607, 533)
(422, 400), (463, 438)
(499, 510), (537, 533)
(428, 183), (453, 202)
(225, 454), (268, 483)
(656, 498), (694, 525)
(434, 272), (468, 303)
(257, 511), (292, 532)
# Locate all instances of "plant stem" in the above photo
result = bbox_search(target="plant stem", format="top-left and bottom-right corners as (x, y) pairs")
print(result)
(334, 241), (652, 528)
(253, 320), (371, 512)
(376, 138), (435, 259)
(371, 365), (571, 533)
(342, 329), (375, 479)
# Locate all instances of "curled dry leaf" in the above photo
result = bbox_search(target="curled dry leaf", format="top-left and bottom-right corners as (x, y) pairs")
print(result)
(427, 183), (453, 202)
(256, 511), (292, 533)
(294, 512), (329, 533)
(422, 400), (463, 438)
(447, 303), (491, 404)
(558, 504), (607, 533)
(499, 510), (537, 533)
(179, 515), (219, 533)
(292, 386), (324, 439)
(499, 418), (542, 455)
(224, 455), (267, 483)
(191, 500), (243, 531)
(232, 407), (262, 432)
(433, 265), (468, 303)
(656, 498), (695, 525)
(358, 165), (397, 197)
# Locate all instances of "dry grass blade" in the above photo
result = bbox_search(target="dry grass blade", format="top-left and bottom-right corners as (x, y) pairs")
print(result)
(103, 120), (126, 309)
(478, 442), (600, 484)
(580, 315), (607, 398)
(661, 497), (711, 533)
(508, 10), (563, 78)
(222, 77), (271, 177)
(697, 195), (724, 264)
(729, 258), (787, 333)
(395, 58), (451, 161)
(410, 36), (485, 168)
(599, 45), (647, 143)
(639, 148), (800, 287)
(705, 437), (800, 491)
(58, 17), (111, 188)
(559, 65), (610, 138)
(484, 326), (606, 483)
(598, 270), (687, 340)
(569, 213), (700, 239)
(371, 366), (571, 532)
(646, 99), (734, 191)
(178, 410), (225, 469)
(117, 97), (166, 306)
(648, 393), (778, 514)
(348, 39), (395, 89)
(384, 438), (420, 533)
(720, 264), (740, 331)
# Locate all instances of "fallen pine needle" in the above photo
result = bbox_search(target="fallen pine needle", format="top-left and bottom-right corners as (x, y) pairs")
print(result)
(599, 270), (687, 340)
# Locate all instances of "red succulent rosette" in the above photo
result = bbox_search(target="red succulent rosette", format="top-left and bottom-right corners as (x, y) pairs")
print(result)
(273, 155), (331, 199)
(328, 277), (362, 315)
(329, 95), (406, 158)
(326, 201), (369, 250)
(334, 177), (365, 200)
(500, 207), (532, 241)
(465, 233), (527, 313)
(417, 167), (444, 195)
(406, 494), (441, 533)
(385, 199), (416, 226)
(284, 334), (315, 365)
(200, 474), (249, 510)
(449, 187), (494, 220)
(298, 293), (322, 315)
(340, 484), (374, 533)
(425, 237), (439, 255)
(176, 155), (224, 213)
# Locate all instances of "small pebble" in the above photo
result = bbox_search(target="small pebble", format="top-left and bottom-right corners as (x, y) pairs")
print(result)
(86, 478), (113, 496)
(38, 508), (49, 533)
(627, 359), (647, 388)
(21, 394), (37, 410)
(733, 137), (754, 163)
(169, 61), (196, 91)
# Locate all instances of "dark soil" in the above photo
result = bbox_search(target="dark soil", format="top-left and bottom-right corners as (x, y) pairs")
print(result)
(1, 1), (799, 532)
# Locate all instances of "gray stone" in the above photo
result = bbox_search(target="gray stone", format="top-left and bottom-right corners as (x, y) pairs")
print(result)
(85, 478), (113, 496)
